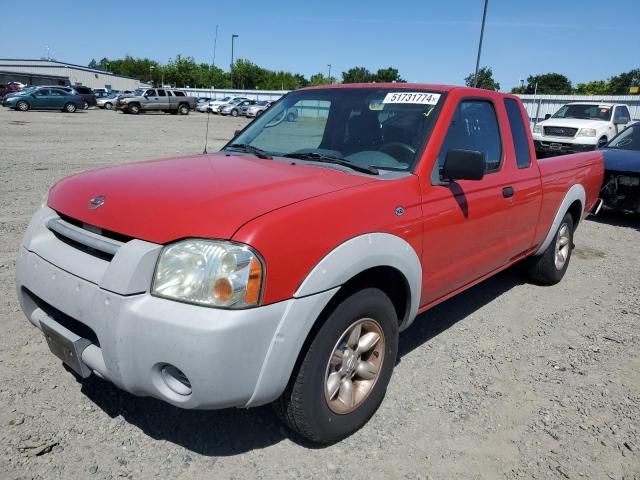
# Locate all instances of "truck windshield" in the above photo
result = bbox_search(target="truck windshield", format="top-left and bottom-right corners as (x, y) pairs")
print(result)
(607, 123), (640, 151)
(227, 88), (444, 171)
(552, 104), (612, 121)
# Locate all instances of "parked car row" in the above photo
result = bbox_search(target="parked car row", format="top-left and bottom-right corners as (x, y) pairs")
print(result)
(197, 95), (274, 118)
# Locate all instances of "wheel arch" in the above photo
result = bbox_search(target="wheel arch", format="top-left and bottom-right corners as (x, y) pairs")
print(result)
(534, 183), (585, 256)
(245, 233), (422, 407)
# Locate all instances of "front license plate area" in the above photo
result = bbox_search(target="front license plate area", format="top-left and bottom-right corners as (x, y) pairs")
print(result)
(40, 317), (92, 378)
(550, 143), (562, 151)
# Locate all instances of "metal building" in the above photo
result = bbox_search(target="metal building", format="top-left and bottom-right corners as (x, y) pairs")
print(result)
(0, 59), (149, 91)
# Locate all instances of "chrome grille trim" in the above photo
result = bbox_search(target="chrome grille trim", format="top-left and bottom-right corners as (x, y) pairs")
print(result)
(47, 217), (123, 256)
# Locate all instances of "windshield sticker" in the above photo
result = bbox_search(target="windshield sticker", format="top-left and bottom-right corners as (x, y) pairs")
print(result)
(383, 92), (441, 105)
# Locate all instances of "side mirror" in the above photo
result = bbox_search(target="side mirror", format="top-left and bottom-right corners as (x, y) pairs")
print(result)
(544, 114), (551, 120)
(441, 149), (485, 181)
(597, 137), (608, 149)
(234, 129), (242, 137)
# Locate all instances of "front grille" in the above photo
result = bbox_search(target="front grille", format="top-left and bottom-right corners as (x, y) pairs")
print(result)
(23, 288), (100, 347)
(47, 215), (130, 261)
(544, 126), (578, 137)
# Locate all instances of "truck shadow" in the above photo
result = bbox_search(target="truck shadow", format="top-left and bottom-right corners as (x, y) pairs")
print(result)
(78, 267), (524, 454)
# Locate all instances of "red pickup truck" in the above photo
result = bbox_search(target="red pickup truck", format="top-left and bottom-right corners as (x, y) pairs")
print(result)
(16, 84), (603, 444)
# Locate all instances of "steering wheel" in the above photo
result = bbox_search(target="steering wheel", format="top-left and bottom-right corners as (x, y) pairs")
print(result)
(380, 142), (416, 164)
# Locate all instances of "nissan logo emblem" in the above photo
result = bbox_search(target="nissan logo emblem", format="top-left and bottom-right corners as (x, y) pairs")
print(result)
(88, 195), (106, 210)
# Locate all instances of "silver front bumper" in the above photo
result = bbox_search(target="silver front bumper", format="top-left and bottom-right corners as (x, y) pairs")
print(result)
(16, 207), (337, 409)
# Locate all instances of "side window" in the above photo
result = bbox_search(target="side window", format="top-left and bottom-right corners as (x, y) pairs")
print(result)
(504, 98), (531, 168)
(436, 100), (502, 174)
(166, 91), (173, 96)
(35, 89), (49, 96)
(144, 89), (155, 96)
(614, 106), (631, 123)
(157, 89), (166, 97)
(50, 89), (65, 96)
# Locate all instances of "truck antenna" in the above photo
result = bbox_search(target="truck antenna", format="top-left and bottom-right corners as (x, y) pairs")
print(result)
(203, 25), (219, 154)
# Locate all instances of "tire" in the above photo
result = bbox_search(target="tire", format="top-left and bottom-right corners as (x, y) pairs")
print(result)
(104, 102), (112, 110)
(128, 103), (140, 114)
(274, 288), (398, 444)
(83, 101), (89, 110)
(231, 108), (239, 117)
(287, 111), (297, 122)
(256, 110), (263, 117)
(16, 100), (30, 112)
(63, 102), (77, 113)
(526, 212), (574, 285)
(178, 103), (190, 115)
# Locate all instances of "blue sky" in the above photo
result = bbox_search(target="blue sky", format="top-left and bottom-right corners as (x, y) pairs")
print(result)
(1, 0), (638, 90)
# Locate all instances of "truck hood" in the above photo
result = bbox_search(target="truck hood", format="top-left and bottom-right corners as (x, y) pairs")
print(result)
(47, 153), (376, 244)
(602, 148), (640, 173)
(539, 118), (608, 129)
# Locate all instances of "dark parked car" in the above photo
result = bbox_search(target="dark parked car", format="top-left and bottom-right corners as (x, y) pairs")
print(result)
(2, 86), (84, 112)
(600, 122), (640, 213)
(67, 86), (97, 109)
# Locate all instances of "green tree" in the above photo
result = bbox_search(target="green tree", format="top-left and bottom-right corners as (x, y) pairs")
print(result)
(574, 80), (609, 95)
(88, 58), (98, 69)
(464, 67), (500, 91)
(309, 73), (335, 86)
(522, 73), (572, 94)
(342, 67), (374, 84)
(607, 69), (640, 94)
(374, 67), (405, 83)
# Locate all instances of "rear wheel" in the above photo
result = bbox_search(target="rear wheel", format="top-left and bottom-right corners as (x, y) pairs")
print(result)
(104, 102), (113, 110)
(83, 101), (89, 110)
(231, 108), (239, 117)
(256, 110), (263, 117)
(63, 102), (77, 113)
(178, 103), (190, 115)
(275, 288), (398, 444)
(526, 212), (574, 285)
(16, 100), (30, 111)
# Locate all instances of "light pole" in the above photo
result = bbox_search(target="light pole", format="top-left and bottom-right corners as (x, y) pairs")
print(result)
(149, 65), (155, 86)
(473, 0), (489, 88)
(327, 64), (332, 84)
(230, 34), (239, 88)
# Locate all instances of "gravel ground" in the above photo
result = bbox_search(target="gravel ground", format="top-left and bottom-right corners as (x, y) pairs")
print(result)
(1, 107), (639, 480)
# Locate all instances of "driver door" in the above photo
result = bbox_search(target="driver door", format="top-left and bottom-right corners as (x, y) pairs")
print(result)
(142, 89), (159, 110)
(420, 98), (514, 305)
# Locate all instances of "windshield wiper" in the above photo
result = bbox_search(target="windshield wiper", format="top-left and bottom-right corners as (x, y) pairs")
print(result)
(283, 152), (379, 175)
(225, 143), (273, 159)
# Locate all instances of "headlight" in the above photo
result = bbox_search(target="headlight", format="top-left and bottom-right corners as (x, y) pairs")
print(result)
(533, 124), (543, 134)
(577, 128), (597, 137)
(152, 240), (264, 309)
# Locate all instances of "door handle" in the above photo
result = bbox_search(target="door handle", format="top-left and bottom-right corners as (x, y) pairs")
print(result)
(502, 186), (514, 198)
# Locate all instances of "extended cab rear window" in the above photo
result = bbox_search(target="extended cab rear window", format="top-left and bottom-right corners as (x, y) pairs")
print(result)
(504, 99), (531, 169)
(173, 91), (185, 97)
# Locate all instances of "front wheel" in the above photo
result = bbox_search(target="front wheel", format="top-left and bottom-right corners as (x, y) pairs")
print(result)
(104, 102), (113, 110)
(128, 103), (140, 114)
(525, 212), (574, 285)
(230, 108), (239, 117)
(275, 288), (398, 444)
(16, 100), (30, 111)
(63, 102), (77, 113)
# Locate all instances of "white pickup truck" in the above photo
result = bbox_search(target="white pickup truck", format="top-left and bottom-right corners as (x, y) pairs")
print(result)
(532, 102), (633, 156)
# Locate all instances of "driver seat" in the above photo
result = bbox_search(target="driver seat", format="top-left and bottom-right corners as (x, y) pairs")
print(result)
(344, 112), (383, 154)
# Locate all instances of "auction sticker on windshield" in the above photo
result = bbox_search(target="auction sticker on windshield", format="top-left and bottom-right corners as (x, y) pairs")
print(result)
(383, 92), (441, 105)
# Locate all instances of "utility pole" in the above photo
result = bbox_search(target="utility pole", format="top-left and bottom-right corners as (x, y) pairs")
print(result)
(230, 34), (238, 89)
(46, 45), (50, 61)
(473, 0), (489, 88)
(327, 64), (332, 84)
(149, 65), (154, 86)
